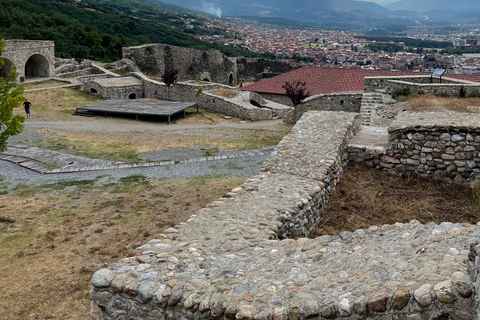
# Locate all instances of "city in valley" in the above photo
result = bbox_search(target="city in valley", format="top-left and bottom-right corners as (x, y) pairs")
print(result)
(191, 19), (480, 74)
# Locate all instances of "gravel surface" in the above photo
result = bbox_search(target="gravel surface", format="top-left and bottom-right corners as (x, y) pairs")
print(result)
(0, 155), (269, 186)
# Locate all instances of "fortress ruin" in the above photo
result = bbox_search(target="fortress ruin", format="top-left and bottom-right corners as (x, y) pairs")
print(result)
(1, 40), (55, 81)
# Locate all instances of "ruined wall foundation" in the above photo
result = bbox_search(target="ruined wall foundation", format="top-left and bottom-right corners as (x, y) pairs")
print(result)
(90, 111), (480, 320)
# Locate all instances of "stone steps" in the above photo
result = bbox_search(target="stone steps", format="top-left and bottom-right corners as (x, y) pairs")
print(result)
(359, 92), (384, 126)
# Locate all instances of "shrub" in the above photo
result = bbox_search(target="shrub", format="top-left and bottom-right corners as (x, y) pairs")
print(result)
(282, 80), (311, 106)
(162, 69), (178, 87)
(392, 87), (411, 100)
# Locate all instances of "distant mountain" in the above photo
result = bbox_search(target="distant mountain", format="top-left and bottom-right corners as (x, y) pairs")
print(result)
(387, 0), (480, 13)
(152, 0), (391, 18)
(149, 0), (480, 29)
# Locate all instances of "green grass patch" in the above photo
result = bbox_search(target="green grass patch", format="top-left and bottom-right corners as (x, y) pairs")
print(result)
(23, 80), (68, 90)
(201, 147), (219, 157)
(228, 130), (288, 150)
(223, 161), (244, 170)
(42, 139), (141, 163)
(119, 174), (148, 183)
(97, 199), (124, 210)
(41, 178), (96, 191)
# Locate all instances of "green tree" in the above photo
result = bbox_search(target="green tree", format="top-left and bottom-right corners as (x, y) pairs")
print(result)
(0, 39), (25, 152)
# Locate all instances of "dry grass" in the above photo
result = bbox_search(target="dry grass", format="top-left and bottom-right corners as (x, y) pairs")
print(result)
(17, 88), (103, 120)
(406, 94), (480, 113)
(23, 80), (69, 90)
(311, 165), (478, 237)
(0, 174), (245, 320)
(209, 89), (239, 99)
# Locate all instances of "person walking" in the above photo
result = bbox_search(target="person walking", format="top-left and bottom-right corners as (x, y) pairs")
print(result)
(23, 99), (32, 119)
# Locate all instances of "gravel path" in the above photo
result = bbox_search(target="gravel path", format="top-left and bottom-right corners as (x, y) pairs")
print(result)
(0, 154), (268, 186)
(1, 118), (284, 186)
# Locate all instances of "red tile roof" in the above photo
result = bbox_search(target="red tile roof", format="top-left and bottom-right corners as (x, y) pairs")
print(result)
(242, 67), (480, 95)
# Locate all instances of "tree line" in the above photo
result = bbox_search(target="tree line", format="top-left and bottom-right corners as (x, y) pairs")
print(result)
(0, 0), (262, 62)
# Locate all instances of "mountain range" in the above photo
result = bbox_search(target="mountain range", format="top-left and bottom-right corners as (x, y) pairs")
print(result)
(386, 0), (480, 13)
(149, 0), (480, 28)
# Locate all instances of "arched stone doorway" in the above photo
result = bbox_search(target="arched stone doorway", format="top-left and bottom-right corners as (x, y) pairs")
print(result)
(25, 54), (50, 78)
(229, 73), (234, 86)
(0, 58), (14, 78)
(128, 93), (137, 99)
(90, 88), (98, 94)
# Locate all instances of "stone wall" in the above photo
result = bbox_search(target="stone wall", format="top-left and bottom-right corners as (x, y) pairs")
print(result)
(55, 59), (107, 78)
(378, 111), (480, 182)
(90, 110), (479, 320)
(258, 92), (362, 124)
(2, 40), (55, 81)
(235, 58), (300, 83)
(123, 44), (237, 86)
(364, 76), (480, 98)
(468, 238), (480, 320)
(136, 74), (291, 121)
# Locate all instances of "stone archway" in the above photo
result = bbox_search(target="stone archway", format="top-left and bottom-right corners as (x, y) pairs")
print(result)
(128, 93), (137, 99)
(229, 73), (234, 86)
(0, 58), (14, 78)
(25, 54), (50, 78)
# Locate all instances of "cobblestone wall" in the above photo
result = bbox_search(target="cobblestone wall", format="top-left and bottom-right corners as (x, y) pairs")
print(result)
(468, 239), (480, 320)
(365, 76), (480, 98)
(90, 110), (479, 320)
(377, 111), (480, 182)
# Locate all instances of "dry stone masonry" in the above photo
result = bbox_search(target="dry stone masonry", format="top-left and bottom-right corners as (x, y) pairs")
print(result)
(380, 111), (480, 182)
(364, 75), (480, 98)
(123, 44), (237, 86)
(90, 111), (480, 320)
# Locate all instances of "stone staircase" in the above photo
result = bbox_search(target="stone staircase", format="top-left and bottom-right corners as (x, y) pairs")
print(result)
(360, 92), (383, 126)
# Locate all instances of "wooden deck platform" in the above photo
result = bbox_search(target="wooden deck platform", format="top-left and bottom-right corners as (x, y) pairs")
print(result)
(76, 99), (197, 123)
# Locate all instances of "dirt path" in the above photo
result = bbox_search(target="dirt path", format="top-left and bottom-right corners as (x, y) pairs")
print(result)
(21, 118), (285, 134)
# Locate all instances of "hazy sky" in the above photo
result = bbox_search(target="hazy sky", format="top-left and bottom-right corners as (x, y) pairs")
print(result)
(369, 0), (398, 4)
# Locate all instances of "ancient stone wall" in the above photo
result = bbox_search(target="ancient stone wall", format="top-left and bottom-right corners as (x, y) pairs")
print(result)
(369, 111), (480, 183)
(2, 40), (55, 81)
(122, 44), (237, 85)
(258, 92), (362, 124)
(81, 76), (144, 100)
(468, 239), (480, 320)
(364, 76), (480, 98)
(235, 58), (300, 83)
(135, 74), (290, 121)
(91, 111), (479, 320)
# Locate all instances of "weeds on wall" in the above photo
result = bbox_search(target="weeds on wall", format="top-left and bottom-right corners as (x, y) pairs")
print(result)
(472, 179), (480, 219)
(392, 87), (411, 102)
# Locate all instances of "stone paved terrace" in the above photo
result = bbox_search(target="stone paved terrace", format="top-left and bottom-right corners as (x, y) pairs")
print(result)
(90, 111), (479, 320)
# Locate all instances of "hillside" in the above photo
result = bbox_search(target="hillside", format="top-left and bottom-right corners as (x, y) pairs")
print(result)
(0, 0), (261, 62)
(387, 0), (480, 13)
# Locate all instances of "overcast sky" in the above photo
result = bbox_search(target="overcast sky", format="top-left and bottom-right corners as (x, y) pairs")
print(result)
(369, 0), (398, 5)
